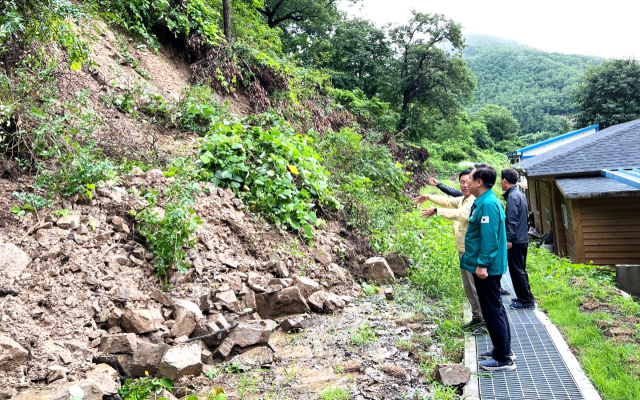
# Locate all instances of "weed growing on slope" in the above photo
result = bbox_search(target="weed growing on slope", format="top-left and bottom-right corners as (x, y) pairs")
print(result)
(134, 175), (202, 279)
(350, 323), (377, 346)
(197, 118), (338, 238)
(117, 375), (174, 400)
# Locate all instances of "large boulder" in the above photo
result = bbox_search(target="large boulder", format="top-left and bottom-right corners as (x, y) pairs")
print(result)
(171, 299), (203, 338)
(431, 364), (471, 386)
(157, 342), (204, 380)
(294, 276), (320, 299)
(385, 254), (410, 277)
(121, 309), (164, 334)
(228, 320), (276, 347)
(362, 257), (395, 284)
(98, 333), (137, 355)
(123, 339), (169, 377)
(0, 243), (31, 279)
(0, 334), (28, 371)
(255, 286), (309, 319)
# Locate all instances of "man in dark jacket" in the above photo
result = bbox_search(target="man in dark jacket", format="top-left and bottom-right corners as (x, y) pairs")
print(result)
(500, 169), (535, 309)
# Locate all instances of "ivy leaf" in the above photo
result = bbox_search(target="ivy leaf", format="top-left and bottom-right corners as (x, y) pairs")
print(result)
(220, 170), (232, 179)
(159, 377), (174, 389)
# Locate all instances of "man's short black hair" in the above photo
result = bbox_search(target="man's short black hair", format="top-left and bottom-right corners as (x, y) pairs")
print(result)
(501, 168), (519, 185)
(472, 164), (497, 188)
(458, 167), (473, 180)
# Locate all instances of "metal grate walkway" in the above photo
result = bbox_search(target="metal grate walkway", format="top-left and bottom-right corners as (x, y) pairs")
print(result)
(476, 273), (585, 400)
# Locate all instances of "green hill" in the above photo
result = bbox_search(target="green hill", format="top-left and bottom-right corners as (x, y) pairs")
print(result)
(463, 33), (603, 136)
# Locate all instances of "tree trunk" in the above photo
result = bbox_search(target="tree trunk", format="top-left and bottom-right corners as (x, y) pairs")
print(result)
(223, 0), (231, 43)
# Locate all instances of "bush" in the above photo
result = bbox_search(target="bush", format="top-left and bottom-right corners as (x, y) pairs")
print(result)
(197, 118), (338, 237)
(440, 147), (467, 163)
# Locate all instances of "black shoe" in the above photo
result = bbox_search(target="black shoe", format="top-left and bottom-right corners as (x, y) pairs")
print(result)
(472, 323), (487, 335)
(462, 317), (483, 331)
(510, 297), (519, 303)
(480, 349), (516, 360)
(500, 288), (510, 296)
(510, 301), (535, 310)
(479, 358), (516, 371)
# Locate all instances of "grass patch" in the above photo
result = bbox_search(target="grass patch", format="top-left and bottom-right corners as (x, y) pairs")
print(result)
(319, 386), (351, 400)
(528, 248), (640, 400)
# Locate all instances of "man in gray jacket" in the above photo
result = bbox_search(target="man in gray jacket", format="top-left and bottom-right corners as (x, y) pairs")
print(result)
(500, 169), (535, 309)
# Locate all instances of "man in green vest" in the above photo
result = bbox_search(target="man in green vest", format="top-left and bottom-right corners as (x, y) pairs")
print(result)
(461, 164), (516, 371)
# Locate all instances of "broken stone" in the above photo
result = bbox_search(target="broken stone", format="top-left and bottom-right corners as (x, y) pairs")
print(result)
(171, 299), (204, 338)
(0, 243), (31, 279)
(230, 346), (273, 370)
(281, 316), (305, 333)
(47, 365), (68, 383)
(362, 257), (395, 284)
(325, 263), (351, 285)
(157, 342), (203, 379)
(294, 276), (321, 299)
(431, 364), (471, 386)
(220, 255), (238, 269)
(228, 320), (277, 347)
(85, 364), (119, 395)
(307, 290), (329, 313)
(215, 290), (237, 309)
(107, 307), (123, 328)
(222, 274), (243, 293)
(57, 214), (81, 230)
(150, 288), (173, 307)
(179, 284), (212, 312)
(255, 286), (310, 319)
(208, 313), (231, 330)
(125, 339), (169, 377)
(110, 216), (130, 234)
(99, 333), (138, 354)
(323, 293), (346, 313)
(385, 287), (394, 300)
(12, 381), (103, 400)
(192, 319), (226, 347)
(242, 290), (256, 310)
(314, 248), (332, 266)
(213, 338), (235, 359)
(265, 284), (283, 293)
(0, 334), (28, 371)
(121, 308), (164, 334)
(275, 261), (289, 278)
(385, 254), (410, 277)
(247, 272), (269, 291)
(201, 348), (214, 365)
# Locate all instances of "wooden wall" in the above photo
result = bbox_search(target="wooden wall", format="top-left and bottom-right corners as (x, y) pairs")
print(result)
(564, 199), (576, 261)
(573, 197), (640, 265)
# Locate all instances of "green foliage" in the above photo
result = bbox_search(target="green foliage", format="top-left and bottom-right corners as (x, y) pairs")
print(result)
(96, 0), (221, 50)
(117, 375), (174, 400)
(135, 176), (202, 279)
(328, 88), (398, 131)
(38, 143), (116, 199)
(176, 85), (230, 134)
(528, 248), (640, 400)
(470, 120), (494, 149)
(464, 34), (602, 135)
(350, 322), (377, 346)
(318, 386), (351, 400)
(12, 191), (52, 210)
(0, 0), (93, 69)
(573, 58), (640, 129)
(321, 18), (392, 98)
(197, 117), (337, 236)
(473, 104), (520, 142)
(389, 12), (476, 137)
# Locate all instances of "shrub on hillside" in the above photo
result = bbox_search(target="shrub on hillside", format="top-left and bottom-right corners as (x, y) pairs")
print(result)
(197, 118), (338, 238)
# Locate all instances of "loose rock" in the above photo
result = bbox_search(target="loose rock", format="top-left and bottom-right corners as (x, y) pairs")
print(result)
(121, 308), (164, 334)
(255, 286), (309, 319)
(362, 257), (395, 284)
(431, 364), (471, 386)
(0, 334), (28, 371)
(228, 320), (276, 347)
(157, 342), (204, 379)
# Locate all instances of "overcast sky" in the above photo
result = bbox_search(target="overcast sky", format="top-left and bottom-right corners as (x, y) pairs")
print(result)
(340, 0), (640, 59)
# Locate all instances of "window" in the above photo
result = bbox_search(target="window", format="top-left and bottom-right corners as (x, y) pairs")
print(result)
(545, 208), (551, 227)
(561, 204), (569, 229)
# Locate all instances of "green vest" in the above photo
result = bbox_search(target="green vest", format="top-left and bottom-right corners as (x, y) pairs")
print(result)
(461, 189), (508, 276)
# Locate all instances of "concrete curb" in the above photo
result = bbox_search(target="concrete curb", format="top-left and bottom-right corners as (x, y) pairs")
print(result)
(535, 308), (603, 400)
(462, 305), (480, 399)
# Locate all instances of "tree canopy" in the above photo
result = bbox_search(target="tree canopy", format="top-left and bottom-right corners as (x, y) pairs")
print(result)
(573, 58), (640, 129)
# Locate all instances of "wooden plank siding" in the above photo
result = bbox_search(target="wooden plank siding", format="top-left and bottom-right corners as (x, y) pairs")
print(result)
(528, 181), (543, 233)
(564, 198), (576, 261)
(550, 182), (567, 257)
(538, 180), (553, 235)
(573, 197), (640, 265)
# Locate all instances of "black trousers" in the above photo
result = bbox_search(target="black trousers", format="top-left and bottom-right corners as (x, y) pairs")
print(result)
(508, 243), (534, 304)
(473, 274), (511, 362)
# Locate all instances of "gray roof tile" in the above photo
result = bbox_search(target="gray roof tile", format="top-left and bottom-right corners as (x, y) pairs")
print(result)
(516, 118), (640, 177)
(556, 176), (640, 198)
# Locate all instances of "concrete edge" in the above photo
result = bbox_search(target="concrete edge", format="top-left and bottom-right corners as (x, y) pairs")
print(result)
(462, 305), (480, 399)
(534, 308), (603, 400)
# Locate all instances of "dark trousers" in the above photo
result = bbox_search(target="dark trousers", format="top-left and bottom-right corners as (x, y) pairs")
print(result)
(508, 243), (534, 304)
(473, 274), (511, 362)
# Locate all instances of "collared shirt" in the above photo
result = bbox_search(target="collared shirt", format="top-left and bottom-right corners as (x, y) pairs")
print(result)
(428, 194), (475, 253)
(461, 189), (508, 276)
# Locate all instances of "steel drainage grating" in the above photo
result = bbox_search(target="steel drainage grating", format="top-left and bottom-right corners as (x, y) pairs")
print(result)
(476, 274), (585, 400)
